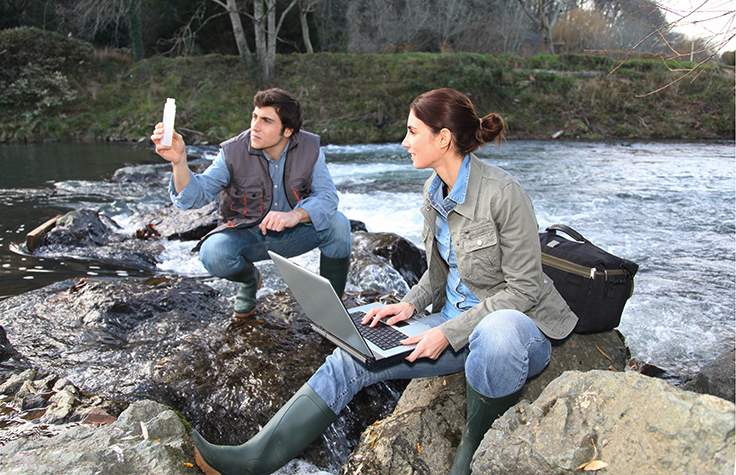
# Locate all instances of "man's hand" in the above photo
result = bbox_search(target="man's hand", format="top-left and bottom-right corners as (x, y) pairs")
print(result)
(152, 122), (190, 193)
(401, 328), (450, 362)
(258, 208), (309, 234)
(151, 122), (186, 165)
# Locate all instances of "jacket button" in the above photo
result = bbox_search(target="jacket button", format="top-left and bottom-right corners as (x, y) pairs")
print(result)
(544, 278), (549, 284)
(477, 240), (482, 245)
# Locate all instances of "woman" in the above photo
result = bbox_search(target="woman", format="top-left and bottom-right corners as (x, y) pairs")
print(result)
(192, 88), (578, 475)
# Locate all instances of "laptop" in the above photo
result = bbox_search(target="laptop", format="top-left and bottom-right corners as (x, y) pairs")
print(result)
(268, 251), (433, 367)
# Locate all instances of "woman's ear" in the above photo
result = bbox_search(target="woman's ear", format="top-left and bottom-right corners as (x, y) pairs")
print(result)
(438, 128), (453, 150)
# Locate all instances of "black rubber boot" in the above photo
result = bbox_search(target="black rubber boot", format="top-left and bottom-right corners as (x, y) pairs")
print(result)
(229, 263), (262, 318)
(319, 254), (351, 298)
(448, 380), (521, 475)
(192, 383), (337, 475)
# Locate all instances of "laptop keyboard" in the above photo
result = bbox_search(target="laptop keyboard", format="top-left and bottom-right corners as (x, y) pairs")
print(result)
(350, 311), (408, 351)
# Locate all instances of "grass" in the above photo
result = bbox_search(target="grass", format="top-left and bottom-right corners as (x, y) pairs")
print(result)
(0, 28), (733, 144)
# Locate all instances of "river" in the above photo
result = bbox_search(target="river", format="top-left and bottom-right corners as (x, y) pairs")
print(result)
(0, 139), (734, 383)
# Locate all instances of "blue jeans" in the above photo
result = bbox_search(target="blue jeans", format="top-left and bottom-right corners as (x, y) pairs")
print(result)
(308, 309), (551, 415)
(199, 211), (352, 278)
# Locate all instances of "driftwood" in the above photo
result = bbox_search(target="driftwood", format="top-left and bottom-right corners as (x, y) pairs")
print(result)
(25, 215), (62, 253)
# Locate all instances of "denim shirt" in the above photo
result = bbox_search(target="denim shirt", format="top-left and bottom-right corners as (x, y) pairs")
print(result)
(427, 156), (481, 321)
(168, 140), (338, 231)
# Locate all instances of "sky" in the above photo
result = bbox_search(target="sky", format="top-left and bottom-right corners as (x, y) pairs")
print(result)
(659, 0), (736, 51)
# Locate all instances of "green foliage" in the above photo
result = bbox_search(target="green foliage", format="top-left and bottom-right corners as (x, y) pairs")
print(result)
(0, 27), (93, 78)
(0, 27), (93, 141)
(0, 39), (733, 143)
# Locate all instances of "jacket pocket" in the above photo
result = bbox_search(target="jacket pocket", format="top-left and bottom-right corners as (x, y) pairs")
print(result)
(288, 177), (311, 202)
(228, 186), (264, 217)
(459, 222), (501, 282)
(461, 222), (498, 252)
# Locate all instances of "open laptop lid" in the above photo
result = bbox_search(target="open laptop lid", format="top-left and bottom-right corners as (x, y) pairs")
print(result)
(268, 251), (375, 361)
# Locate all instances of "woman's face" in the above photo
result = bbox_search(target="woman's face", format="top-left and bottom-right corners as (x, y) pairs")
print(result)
(402, 111), (446, 170)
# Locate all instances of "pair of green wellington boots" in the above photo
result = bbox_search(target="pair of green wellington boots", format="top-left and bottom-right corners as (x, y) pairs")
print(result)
(231, 254), (351, 318)
(191, 379), (518, 475)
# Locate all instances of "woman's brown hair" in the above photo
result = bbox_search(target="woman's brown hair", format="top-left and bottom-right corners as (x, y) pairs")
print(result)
(410, 88), (505, 156)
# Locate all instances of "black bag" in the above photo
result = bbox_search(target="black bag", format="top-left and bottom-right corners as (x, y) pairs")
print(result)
(539, 224), (639, 334)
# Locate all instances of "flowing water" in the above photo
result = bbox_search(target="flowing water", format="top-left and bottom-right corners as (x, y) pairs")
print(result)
(0, 140), (734, 382)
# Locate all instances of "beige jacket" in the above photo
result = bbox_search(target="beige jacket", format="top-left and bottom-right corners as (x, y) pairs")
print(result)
(402, 154), (577, 351)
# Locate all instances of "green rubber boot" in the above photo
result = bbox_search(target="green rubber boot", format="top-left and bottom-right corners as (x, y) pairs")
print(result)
(192, 383), (337, 475)
(448, 381), (521, 475)
(230, 264), (262, 318)
(319, 254), (351, 299)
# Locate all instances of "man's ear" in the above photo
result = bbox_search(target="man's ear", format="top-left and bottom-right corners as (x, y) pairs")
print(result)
(283, 127), (294, 138)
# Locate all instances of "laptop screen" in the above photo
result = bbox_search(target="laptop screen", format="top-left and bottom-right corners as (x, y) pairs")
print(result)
(268, 252), (373, 358)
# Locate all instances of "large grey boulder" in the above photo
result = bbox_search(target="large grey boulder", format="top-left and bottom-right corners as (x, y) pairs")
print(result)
(0, 399), (198, 475)
(342, 331), (628, 474)
(474, 370), (735, 475)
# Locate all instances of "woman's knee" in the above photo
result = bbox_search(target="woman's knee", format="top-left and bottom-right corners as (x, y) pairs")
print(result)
(465, 309), (548, 397)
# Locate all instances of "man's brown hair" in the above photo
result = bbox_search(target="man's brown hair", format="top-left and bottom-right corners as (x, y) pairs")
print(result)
(253, 88), (304, 134)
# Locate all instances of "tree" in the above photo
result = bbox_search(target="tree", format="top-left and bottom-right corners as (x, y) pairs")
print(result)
(589, 0), (733, 95)
(345, 0), (495, 53)
(68, 0), (145, 60)
(253, 0), (298, 80)
(298, 0), (319, 53)
(515, 0), (576, 54)
(209, 0), (251, 57)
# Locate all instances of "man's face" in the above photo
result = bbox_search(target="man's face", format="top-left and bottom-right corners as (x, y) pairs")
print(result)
(250, 106), (293, 157)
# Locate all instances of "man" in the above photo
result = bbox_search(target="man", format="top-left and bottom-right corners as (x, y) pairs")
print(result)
(151, 88), (351, 318)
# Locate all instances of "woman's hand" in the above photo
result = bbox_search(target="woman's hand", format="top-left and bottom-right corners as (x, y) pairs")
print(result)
(402, 328), (450, 362)
(361, 302), (415, 327)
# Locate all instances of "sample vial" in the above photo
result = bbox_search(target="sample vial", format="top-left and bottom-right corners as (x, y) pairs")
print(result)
(161, 98), (176, 146)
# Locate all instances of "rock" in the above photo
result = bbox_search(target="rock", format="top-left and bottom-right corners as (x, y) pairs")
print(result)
(474, 370), (735, 475)
(39, 389), (78, 424)
(521, 331), (628, 403)
(372, 234), (427, 288)
(0, 399), (199, 475)
(111, 164), (168, 183)
(683, 346), (735, 402)
(0, 272), (407, 472)
(131, 202), (218, 241)
(350, 231), (425, 294)
(35, 209), (164, 269)
(343, 331), (628, 474)
(0, 326), (19, 362)
(14, 392), (49, 411)
(340, 372), (466, 475)
(0, 369), (36, 395)
(41, 209), (112, 247)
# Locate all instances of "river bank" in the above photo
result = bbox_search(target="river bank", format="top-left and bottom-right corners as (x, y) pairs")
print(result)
(1, 28), (734, 145)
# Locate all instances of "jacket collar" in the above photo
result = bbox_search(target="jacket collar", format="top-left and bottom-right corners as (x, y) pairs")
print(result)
(453, 153), (482, 221)
(244, 129), (299, 159)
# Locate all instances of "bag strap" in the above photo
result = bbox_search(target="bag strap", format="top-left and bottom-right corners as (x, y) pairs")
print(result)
(545, 224), (639, 278)
(545, 224), (588, 243)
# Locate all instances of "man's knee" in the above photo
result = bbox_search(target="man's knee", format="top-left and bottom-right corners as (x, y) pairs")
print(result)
(199, 234), (241, 278)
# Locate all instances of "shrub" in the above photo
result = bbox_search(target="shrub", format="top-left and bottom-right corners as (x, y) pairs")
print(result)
(0, 27), (93, 140)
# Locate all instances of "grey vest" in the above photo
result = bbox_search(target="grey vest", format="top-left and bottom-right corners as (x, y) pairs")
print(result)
(211, 129), (320, 234)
